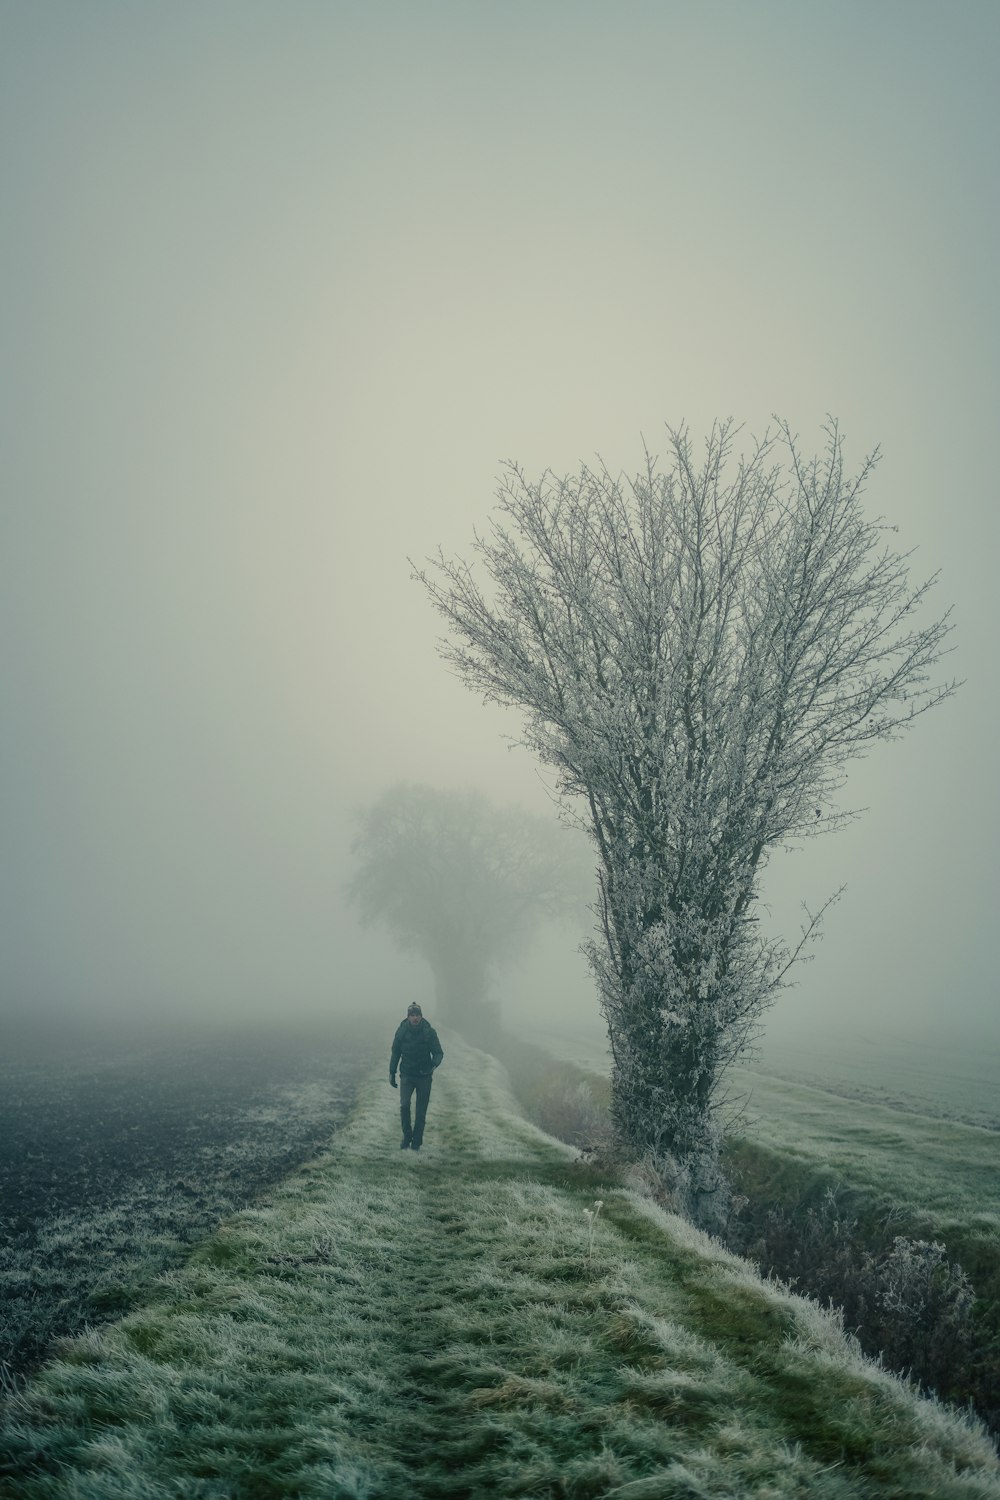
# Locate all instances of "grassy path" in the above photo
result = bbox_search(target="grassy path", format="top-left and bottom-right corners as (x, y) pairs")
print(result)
(2, 1037), (999, 1499)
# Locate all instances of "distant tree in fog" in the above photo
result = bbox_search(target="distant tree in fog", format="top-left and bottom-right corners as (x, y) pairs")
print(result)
(348, 784), (588, 1042)
(415, 420), (956, 1221)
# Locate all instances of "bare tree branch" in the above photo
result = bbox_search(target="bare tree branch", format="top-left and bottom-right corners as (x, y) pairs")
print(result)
(412, 421), (957, 1220)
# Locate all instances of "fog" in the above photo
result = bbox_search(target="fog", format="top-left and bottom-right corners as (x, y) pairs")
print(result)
(2, 2), (997, 1049)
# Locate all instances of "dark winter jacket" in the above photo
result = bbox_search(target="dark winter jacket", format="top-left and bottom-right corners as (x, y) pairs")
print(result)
(390, 1018), (444, 1079)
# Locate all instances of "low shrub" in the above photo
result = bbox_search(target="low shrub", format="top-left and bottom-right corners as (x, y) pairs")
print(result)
(727, 1177), (992, 1430)
(521, 1069), (611, 1151)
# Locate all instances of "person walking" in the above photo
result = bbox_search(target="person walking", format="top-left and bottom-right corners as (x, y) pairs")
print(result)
(389, 1003), (444, 1151)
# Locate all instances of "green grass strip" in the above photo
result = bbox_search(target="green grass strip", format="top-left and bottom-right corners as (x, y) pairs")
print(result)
(2, 1039), (998, 1499)
(730, 1068), (1000, 1233)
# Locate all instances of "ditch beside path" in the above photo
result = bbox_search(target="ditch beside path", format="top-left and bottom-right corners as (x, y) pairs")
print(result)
(2, 1035), (1000, 1500)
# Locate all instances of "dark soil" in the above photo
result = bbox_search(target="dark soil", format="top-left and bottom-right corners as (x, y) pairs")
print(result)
(0, 1017), (379, 1384)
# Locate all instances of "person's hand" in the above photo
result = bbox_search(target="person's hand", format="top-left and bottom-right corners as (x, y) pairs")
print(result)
(389, 1074), (397, 1089)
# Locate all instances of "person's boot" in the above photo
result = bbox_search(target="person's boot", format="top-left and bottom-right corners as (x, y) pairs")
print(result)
(400, 1137), (411, 1149)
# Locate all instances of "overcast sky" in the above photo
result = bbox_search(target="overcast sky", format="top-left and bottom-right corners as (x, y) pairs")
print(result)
(2, 1), (997, 1040)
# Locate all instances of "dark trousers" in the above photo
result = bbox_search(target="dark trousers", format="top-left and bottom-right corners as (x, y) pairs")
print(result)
(400, 1072), (433, 1147)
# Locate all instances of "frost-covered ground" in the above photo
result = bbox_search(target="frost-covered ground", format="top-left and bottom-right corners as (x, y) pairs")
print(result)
(519, 1015), (1000, 1227)
(517, 1016), (1000, 1131)
(744, 1024), (1000, 1132)
(517, 1012), (1000, 1435)
(729, 1069), (1000, 1230)
(3, 1031), (999, 1499)
(0, 1022), (377, 1386)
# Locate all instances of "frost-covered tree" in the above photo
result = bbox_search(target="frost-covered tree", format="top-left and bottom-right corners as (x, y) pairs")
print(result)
(348, 783), (587, 1042)
(416, 421), (955, 1215)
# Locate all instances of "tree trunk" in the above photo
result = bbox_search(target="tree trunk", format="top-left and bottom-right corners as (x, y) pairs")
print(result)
(603, 965), (730, 1229)
(431, 945), (499, 1048)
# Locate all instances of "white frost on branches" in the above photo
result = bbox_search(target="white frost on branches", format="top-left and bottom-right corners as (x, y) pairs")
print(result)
(415, 420), (955, 1216)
